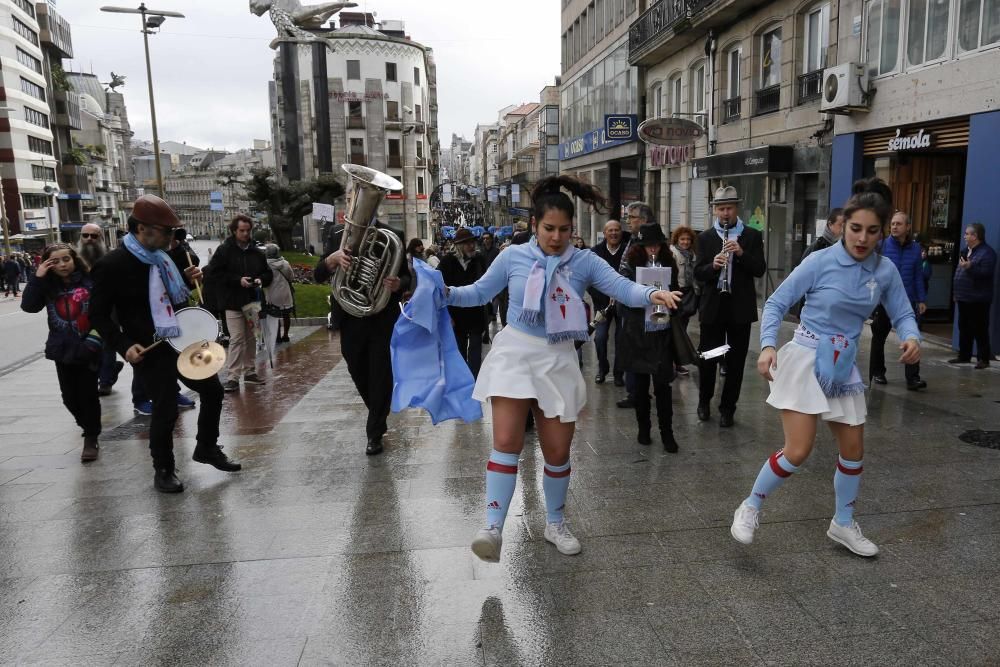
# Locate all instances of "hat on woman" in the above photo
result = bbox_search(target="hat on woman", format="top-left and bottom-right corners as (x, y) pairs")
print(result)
(636, 222), (668, 247)
(711, 185), (742, 205)
(453, 228), (476, 244)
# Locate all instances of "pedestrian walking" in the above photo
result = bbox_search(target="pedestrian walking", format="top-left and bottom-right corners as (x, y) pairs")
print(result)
(618, 223), (681, 452)
(205, 215), (272, 392)
(869, 211), (927, 389)
(802, 208), (845, 261)
(615, 203), (649, 408)
(731, 178), (921, 557)
(949, 222), (996, 368)
(91, 195), (240, 493)
(77, 223), (125, 396)
(694, 185), (767, 427)
(588, 219), (627, 386)
(263, 244), (294, 343)
(669, 225), (698, 377)
(3, 253), (21, 297)
(21, 243), (104, 462)
(439, 228), (487, 377)
(445, 175), (682, 563)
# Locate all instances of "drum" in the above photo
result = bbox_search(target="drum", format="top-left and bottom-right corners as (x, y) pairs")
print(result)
(168, 307), (221, 352)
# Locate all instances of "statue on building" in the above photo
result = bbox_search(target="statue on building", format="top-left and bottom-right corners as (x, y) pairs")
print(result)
(106, 72), (126, 91)
(249, 0), (357, 50)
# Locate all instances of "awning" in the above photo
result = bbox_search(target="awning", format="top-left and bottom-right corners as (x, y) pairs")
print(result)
(691, 145), (794, 179)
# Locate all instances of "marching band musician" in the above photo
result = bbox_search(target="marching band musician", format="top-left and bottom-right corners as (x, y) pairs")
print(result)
(314, 220), (411, 456)
(90, 195), (241, 494)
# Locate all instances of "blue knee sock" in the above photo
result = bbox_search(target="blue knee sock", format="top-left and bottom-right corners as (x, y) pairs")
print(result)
(542, 460), (572, 524)
(485, 450), (520, 530)
(833, 456), (863, 526)
(745, 450), (798, 510)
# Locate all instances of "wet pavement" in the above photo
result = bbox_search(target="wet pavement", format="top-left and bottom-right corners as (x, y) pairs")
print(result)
(1, 319), (1000, 665)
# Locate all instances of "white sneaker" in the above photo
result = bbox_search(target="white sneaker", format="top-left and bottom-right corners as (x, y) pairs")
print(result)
(730, 501), (760, 545)
(544, 520), (582, 555)
(827, 519), (880, 557)
(471, 526), (502, 563)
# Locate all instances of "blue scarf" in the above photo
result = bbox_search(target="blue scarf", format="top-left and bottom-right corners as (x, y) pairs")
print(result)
(123, 233), (190, 338)
(713, 217), (745, 291)
(518, 240), (588, 343)
(794, 326), (866, 397)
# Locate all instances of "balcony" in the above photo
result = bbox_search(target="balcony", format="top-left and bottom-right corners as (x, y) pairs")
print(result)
(722, 97), (741, 123)
(797, 70), (823, 105)
(54, 91), (82, 131)
(628, 0), (715, 66)
(754, 85), (781, 116)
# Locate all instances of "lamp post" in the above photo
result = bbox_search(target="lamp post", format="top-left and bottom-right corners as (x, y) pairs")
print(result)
(400, 106), (416, 240)
(100, 4), (184, 198)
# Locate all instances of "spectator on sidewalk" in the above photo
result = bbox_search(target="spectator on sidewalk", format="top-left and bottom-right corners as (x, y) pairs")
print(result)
(950, 222), (996, 369)
(77, 223), (125, 396)
(670, 225), (698, 377)
(21, 243), (103, 463)
(588, 219), (627, 385)
(439, 228), (487, 377)
(3, 253), (21, 297)
(263, 244), (294, 344)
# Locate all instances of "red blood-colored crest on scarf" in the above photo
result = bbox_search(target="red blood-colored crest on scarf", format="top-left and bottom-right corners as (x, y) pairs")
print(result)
(551, 286), (570, 318)
(829, 334), (849, 364)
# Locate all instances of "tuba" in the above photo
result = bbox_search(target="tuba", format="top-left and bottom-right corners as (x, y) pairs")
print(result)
(331, 164), (405, 317)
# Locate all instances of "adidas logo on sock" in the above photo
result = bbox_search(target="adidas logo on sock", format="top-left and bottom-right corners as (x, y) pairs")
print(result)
(487, 500), (501, 510)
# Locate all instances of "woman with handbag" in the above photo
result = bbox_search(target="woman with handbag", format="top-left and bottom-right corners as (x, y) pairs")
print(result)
(21, 243), (104, 462)
(263, 244), (294, 343)
(619, 223), (681, 452)
(670, 226), (698, 376)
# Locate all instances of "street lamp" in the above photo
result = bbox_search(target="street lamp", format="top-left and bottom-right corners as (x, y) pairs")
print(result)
(100, 4), (184, 199)
(0, 106), (15, 255)
(401, 105), (416, 240)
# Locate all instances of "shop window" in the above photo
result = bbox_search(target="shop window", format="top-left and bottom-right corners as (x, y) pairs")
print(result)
(958, 0), (1000, 51)
(907, 0), (952, 66)
(347, 60), (360, 80)
(866, 0), (902, 75)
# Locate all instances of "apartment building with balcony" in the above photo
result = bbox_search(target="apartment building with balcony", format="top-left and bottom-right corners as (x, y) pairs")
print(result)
(631, 0), (837, 290)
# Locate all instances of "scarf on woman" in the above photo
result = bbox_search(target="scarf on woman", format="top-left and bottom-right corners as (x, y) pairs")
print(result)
(713, 218), (745, 292)
(793, 325), (865, 397)
(123, 233), (190, 338)
(674, 245), (694, 288)
(821, 224), (839, 246)
(518, 240), (588, 343)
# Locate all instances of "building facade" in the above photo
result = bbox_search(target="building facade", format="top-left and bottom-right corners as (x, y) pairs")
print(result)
(829, 0), (1000, 349)
(268, 13), (440, 243)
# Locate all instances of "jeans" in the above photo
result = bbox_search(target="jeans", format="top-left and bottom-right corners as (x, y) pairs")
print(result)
(454, 327), (483, 377)
(869, 304), (921, 381)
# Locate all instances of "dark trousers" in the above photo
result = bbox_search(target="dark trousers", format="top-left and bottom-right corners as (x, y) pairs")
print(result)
(593, 307), (622, 377)
(453, 326), (483, 378)
(698, 321), (751, 413)
(634, 374), (672, 435)
(55, 362), (101, 438)
(134, 349), (223, 471)
(98, 344), (123, 388)
(340, 313), (394, 440)
(957, 301), (992, 362)
(869, 304), (921, 381)
(4, 277), (18, 296)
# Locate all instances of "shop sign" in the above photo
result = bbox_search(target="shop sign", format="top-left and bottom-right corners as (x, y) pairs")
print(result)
(887, 128), (932, 152)
(331, 91), (389, 102)
(558, 126), (636, 161)
(649, 144), (693, 167)
(691, 145), (794, 178)
(638, 117), (704, 146)
(605, 115), (638, 140)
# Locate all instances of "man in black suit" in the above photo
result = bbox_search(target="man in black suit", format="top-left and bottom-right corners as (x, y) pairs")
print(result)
(588, 219), (628, 384)
(315, 220), (411, 456)
(693, 185), (767, 427)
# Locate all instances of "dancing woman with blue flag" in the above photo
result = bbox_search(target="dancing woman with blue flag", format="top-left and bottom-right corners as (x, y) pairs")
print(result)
(730, 178), (921, 557)
(446, 176), (683, 563)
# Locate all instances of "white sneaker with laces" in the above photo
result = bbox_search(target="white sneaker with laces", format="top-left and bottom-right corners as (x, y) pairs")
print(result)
(827, 519), (880, 557)
(544, 520), (582, 555)
(471, 526), (502, 563)
(731, 501), (760, 545)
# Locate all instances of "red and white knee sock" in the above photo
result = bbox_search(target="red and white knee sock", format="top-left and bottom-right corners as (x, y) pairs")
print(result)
(485, 449), (519, 530)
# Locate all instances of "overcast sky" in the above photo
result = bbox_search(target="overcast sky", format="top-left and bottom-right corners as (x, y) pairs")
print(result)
(61, 0), (561, 152)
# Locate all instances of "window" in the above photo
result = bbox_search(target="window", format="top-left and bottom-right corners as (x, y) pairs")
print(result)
(691, 62), (706, 113)
(413, 67), (420, 86)
(650, 83), (663, 117)
(347, 100), (363, 128)
(415, 104), (422, 121)
(726, 46), (742, 99)
(12, 18), (39, 46)
(12, 0), (35, 19)
(907, 0), (952, 66)
(759, 27), (782, 88)
(959, 0), (1000, 50)
(668, 74), (682, 115)
(386, 100), (399, 120)
(16, 47), (42, 74)
(866, 0), (903, 74)
(417, 176), (425, 195)
(347, 60), (360, 80)
(20, 77), (45, 102)
(23, 193), (49, 209)
(32, 165), (55, 181)
(386, 62), (397, 81)
(387, 138), (401, 167)
(804, 4), (831, 72)
(28, 136), (52, 155)
(596, 0), (606, 41)
(349, 138), (365, 164)
(24, 107), (48, 128)
(416, 141), (424, 159)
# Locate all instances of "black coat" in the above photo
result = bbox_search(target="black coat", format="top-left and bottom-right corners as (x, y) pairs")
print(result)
(204, 237), (272, 312)
(439, 251), (487, 332)
(587, 240), (628, 310)
(693, 226), (766, 325)
(617, 254), (680, 379)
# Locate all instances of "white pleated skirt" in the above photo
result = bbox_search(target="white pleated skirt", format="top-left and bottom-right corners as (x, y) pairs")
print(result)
(472, 326), (586, 423)
(766, 341), (867, 426)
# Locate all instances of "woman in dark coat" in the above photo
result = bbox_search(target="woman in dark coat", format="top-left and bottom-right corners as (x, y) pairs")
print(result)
(619, 223), (681, 452)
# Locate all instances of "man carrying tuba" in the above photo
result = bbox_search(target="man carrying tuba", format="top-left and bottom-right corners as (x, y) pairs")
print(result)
(314, 167), (411, 456)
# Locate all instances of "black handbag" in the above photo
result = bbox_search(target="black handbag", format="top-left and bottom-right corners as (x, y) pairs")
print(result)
(669, 314), (700, 367)
(679, 287), (700, 318)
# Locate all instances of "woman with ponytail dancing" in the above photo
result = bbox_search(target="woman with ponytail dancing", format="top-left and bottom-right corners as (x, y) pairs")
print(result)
(730, 178), (921, 557)
(446, 176), (682, 562)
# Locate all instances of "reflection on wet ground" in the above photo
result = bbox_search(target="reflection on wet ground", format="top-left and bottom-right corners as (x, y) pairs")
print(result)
(0, 322), (999, 664)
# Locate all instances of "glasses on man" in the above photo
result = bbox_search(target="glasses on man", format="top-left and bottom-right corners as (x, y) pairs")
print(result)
(80, 233), (101, 239)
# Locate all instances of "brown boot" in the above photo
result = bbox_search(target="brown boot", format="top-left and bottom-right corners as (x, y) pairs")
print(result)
(81, 436), (99, 463)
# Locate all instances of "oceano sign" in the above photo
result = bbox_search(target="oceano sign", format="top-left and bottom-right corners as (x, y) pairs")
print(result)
(888, 128), (932, 152)
(638, 117), (704, 147)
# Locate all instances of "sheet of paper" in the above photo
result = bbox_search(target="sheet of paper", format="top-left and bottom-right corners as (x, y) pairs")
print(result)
(700, 344), (730, 360)
(312, 202), (335, 221)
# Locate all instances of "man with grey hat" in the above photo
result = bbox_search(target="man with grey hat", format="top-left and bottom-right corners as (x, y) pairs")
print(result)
(693, 185), (766, 427)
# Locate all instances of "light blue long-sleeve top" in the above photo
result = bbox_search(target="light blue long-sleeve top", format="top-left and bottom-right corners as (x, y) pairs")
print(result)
(447, 239), (655, 339)
(760, 241), (921, 349)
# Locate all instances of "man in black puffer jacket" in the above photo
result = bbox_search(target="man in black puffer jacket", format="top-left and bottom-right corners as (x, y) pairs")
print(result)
(204, 215), (272, 393)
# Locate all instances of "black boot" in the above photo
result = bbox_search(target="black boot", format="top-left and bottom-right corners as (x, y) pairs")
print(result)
(193, 445), (242, 471)
(635, 398), (652, 445)
(656, 385), (678, 452)
(154, 468), (184, 493)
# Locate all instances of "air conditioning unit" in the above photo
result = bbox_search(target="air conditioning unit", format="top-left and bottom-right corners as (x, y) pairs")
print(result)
(821, 63), (870, 113)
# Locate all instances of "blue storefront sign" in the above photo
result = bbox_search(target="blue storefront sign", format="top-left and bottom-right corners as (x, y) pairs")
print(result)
(209, 191), (224, 212)
(605, 114), (638, 140)
(559, 121), (637, 161)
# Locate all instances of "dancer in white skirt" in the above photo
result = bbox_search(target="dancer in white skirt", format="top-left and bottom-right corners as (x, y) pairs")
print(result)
(446, 176), (682, 562)
(730, 178), (921, 557)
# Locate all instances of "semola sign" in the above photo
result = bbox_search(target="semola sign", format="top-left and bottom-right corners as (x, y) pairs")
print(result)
(638, 117), (704, 146)
(887, 128), (932, 152)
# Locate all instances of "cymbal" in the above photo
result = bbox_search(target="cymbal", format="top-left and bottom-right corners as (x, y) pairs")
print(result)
(176, 340), (226, 380)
